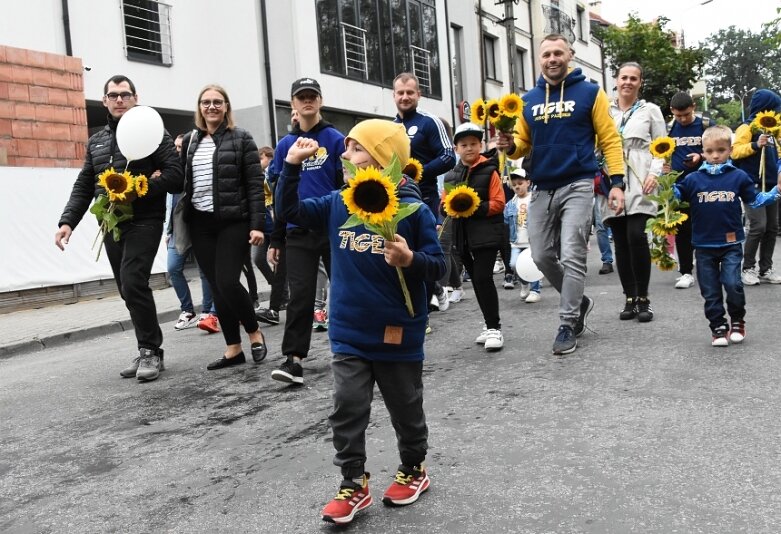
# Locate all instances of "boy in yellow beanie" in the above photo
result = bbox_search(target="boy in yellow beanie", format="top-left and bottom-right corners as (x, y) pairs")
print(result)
(275, 119), (446, 525)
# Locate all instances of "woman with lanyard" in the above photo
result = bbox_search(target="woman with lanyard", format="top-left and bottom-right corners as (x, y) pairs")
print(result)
(597, 62), (666, 323)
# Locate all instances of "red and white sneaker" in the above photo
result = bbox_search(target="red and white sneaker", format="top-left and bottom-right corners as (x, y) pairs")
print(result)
(382, 464), (430, 506)
(321, 473), (372, 524)
(729, 320), (746, 343)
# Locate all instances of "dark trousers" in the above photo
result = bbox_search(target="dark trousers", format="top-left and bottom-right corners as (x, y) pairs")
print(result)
(103, 220), (164, 351)
(743, 201), (779, 273)
(330, 355), (428, 479)
(252, 240), (289, 311)
(243, 253), (258, 303)
(499, 223), (512, 271)
(695, 245), (745, 331)
(189, 210), (259, 346)
(674, 207), (694, 275)
(461, 246), (501, 330)
(282, 228), (330, 358)
(608, 214), (652, 298)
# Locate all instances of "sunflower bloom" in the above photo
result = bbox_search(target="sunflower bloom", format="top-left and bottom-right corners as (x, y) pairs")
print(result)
(649, 137), (676, 160)
(341, 166), (399, 226)
(752, 110), (781, 132)
(403, 158), (424, 183)
(498, 93), (523, 118)
(134, 174), (149, 197)
(470, 99), (486, 125)
(443, 185), (480, 218)
(485, 99), (501, 125)
(99, 169), (134, 202)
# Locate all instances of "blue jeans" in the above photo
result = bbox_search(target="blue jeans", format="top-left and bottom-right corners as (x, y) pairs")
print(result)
(509, 247), (541, 292)
(527, 179), (594, 326)
(695, 245), (745, 331)
(167, 239), (215, 314)
(593, 199), (613, 264)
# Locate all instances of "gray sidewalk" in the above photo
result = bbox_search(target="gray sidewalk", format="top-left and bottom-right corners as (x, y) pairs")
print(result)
(0, 268), (271, 358)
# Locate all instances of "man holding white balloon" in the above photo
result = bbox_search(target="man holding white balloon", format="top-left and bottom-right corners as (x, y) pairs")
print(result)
(55, 75), (183, 381)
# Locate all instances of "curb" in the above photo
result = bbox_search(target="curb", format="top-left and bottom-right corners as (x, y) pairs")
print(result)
(0, 309), (183, 360)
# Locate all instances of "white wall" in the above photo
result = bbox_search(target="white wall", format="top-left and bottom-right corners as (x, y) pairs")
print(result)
(0, 0), (64, 54)
(0, 167), (166, 292)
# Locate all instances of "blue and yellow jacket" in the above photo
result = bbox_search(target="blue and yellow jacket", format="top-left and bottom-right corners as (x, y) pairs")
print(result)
(508, 68), (624, 190)
(732, 89), (781, 192)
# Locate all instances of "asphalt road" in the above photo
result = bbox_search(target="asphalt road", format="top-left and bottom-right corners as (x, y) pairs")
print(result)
(2, 255), (781, 533)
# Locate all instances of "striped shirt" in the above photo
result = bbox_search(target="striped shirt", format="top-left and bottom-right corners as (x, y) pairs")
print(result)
(191, 136), (216, 212)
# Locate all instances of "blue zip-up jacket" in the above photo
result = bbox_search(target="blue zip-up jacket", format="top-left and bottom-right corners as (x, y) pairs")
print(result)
(276, 162), (445, 361)
(394, 109), (456, 196)
(507, 68), (624, 190)
(674, 162), (780, 247)
(267, 120), (345, 245)
(669, 116), (708, 179)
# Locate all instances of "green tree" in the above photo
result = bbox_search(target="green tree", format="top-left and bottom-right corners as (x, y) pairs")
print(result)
(595, 14), (706, 113)
(702, 26), (781, 116)
(712, 101), (742, 129)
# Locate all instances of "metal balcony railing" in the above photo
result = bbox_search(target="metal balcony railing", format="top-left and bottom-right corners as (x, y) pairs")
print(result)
(121, 0), (174, 66)
(341, 22), (368, 79)
(410, 45), (432, 93)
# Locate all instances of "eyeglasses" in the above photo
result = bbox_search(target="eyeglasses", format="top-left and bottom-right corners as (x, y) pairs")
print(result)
(105, 92), (135, 101)
(200, 99), (225, 109)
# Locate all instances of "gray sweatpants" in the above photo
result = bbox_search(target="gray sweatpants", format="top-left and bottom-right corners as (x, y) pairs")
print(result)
(329, 355), (428, 479)
(527, 178), (594, 327)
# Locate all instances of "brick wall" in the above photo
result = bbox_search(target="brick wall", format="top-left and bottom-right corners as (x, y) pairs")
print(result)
(0, 45), (87, 168)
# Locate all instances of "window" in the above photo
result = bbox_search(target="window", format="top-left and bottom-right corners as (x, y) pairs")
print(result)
(576, 5), (588, 42)
(451, 24), (464, 103)
(121, 0), (173, 66)
(542, 4), (575, 44)
(483, 34), (499, 81)
(514, 47), (527, 92)
(315, 0), (442, 98)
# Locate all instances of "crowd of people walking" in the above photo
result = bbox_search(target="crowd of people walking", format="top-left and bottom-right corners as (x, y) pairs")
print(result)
(53, 31), (781, 525)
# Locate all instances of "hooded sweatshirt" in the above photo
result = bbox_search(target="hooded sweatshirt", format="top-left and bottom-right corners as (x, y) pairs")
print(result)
(507, 68), (624, 190)
(276, 163), (446, 362)
(733, 89), (781, 191)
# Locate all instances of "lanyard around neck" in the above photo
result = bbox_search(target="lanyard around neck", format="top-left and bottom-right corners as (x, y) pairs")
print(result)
(618, 100), (641, 135)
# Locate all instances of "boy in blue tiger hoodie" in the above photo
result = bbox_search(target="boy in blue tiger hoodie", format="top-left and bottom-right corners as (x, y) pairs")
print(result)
(276, 119), (445, 525)
(674, 125), (781, 347)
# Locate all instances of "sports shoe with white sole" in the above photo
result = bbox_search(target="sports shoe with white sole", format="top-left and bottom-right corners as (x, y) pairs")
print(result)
(483, 329), (503, 351)
(321, 474), (372, 524)
(174, 311), (198, 330)
(674, 273), (695, 289)
(525, 291), (541, 303)
(382, 465), (430, 506)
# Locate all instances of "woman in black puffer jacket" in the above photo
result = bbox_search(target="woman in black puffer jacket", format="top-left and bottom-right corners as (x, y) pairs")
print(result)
(182, 84), (267, 370)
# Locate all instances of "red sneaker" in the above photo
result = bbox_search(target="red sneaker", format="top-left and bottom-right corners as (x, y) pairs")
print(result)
(729, 320), (746, 343)
(197, 313), (220, 334)
(382, 464), (430, 506)
(321, 474), (372, 524)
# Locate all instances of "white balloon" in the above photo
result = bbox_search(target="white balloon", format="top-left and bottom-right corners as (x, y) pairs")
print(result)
(515, 248), (544, 282)
(116, 105), (165, 161)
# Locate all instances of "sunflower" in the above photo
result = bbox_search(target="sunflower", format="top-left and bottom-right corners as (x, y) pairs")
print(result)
(134, 174), (149, 197)
(341, 166), (399, 225)
(470, 99), (486, 125)
(498, 93), (523, 118)
(751, 110), (781, 134)
(485, 99), (501, 125)
(403, 158), (424, 183)
(443, 185), (480, 218)
(649, 137), (676, 160)
(97, 168), (134, 202)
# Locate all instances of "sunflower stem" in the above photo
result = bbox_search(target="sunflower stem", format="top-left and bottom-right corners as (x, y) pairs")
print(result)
(759, 145), (766, 192)
(437, 216), (450, 239)
(396, 266), (415, 318)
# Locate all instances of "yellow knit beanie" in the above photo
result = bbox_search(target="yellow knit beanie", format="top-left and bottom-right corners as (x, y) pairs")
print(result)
(345, 119), (410, 169)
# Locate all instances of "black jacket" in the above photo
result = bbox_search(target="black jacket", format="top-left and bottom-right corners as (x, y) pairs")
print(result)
(59, 114), (184, 229)
(443, 151), (505, 251)
(181, 122), (265, 230)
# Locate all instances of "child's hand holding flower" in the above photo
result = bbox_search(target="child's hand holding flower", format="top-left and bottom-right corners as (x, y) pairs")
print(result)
(383, 234), (413, 268)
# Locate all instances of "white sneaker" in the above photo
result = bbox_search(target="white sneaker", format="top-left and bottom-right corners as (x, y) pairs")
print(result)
(436, 289), (450, 311)
(525, 291), (541, 303)
(759, 269), (781, 284)
(448, 288), (464, 303)
(483, 329), (504, 351)
(493, 260), (505, 274)
(741, 268), (760, 286)
(174, 311), (198, 330)
(429, 295), (440, 311)
(475, 326), (490, 344)
(519, 283), (531, 300)
(674, 273), (695, 289)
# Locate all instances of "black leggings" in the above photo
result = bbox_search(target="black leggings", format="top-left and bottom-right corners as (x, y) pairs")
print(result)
(190, 210), (260, 346)
(674, 207), (693, 275)
(461, 246), (501, 330)
(608, 214), (652, 298)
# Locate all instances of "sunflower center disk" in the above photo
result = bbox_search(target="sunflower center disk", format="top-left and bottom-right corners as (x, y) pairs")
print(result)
(451, 194), (474, 212)
(354, 182), (390, 213)
(105, 174), (129, 193)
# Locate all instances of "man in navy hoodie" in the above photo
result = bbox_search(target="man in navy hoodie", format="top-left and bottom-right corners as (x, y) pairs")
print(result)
(267, 78), (345, 385)
(497, 34), (625, 355)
